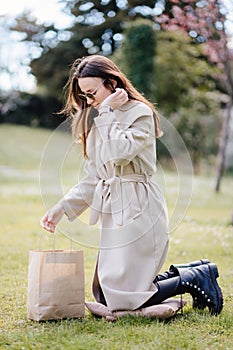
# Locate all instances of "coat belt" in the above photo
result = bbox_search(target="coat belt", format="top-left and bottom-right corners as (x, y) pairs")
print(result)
(89, 174), (151, 226)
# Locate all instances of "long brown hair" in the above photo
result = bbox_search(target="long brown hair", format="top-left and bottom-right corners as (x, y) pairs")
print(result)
(61, 55), (163, 157)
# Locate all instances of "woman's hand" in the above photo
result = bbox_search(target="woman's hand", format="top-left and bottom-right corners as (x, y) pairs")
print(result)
(100, 88), (128, 110)
(40, 202), (65, 233)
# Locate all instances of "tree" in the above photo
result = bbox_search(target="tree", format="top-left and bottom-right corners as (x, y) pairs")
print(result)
(117, 20), (156, 101)
(154, 30), (221, 172)
(154, 30), (219, 114)
(7, 0), (230, 170)
(65, 0), (158, 55)
(12, 1), (159, 99)
(156, 0), (233, 190)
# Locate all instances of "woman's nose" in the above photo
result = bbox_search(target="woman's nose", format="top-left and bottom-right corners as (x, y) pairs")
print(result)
(86, 96), (94, 105)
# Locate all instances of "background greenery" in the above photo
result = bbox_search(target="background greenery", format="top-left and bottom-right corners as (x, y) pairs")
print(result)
(0, 124), (232, 350)
(1, 0), (232, 174)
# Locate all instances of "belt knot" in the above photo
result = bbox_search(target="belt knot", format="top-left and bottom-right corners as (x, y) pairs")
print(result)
(89, 173), (151, 226)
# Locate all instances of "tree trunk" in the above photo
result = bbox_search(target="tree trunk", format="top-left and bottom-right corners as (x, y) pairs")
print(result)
(214, 97), (232, 192)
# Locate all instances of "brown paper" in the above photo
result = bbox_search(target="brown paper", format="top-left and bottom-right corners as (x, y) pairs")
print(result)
(27, 250), (85, 321)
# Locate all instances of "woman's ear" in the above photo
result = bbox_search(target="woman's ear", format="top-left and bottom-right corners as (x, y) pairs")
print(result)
(111, 79), (117, 90)
(103, 79), (117, 93)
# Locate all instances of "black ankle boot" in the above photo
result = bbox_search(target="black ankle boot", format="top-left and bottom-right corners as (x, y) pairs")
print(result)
(168, 258), (210, 309)
(143, 263), (223, 315)
(178, 263), (223, 315)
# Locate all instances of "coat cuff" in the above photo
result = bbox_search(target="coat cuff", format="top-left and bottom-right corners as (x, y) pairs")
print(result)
(59, 199), (83, 222)
(98, 105), (114, 115)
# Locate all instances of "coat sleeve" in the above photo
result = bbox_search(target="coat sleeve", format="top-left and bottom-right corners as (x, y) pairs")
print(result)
(59, 159), (98, 221)
(94, 106), (154, 166)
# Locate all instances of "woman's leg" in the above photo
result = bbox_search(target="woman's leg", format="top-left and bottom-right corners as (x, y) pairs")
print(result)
(143, 263), (223, 315)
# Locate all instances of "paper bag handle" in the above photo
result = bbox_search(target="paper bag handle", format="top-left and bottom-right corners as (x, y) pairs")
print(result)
(39, 229), (74, 251)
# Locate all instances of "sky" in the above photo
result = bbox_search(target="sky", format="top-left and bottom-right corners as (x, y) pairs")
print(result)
(0, 0), (73, 92)
(0, 0), (71, 28)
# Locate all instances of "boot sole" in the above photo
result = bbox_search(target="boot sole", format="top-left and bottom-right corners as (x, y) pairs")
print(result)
(207, 263), (223, 315)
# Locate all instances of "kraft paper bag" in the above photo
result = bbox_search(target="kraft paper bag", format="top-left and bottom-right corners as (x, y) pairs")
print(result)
(27, 250), (85, 321)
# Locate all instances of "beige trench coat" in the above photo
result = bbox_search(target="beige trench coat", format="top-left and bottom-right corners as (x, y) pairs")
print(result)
(61, 100), (169, 311)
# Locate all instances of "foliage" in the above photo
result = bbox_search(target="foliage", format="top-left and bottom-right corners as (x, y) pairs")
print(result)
(158, 1), (228, 62)
(64, 0), (157, 55)
(156, 0), (233, 190)
(117, 20), (156, 101)
(0, 125), (233, 349)
(115, 28), (222, 169)
(13, 1), (159, 98)
(154, 30), (220, 114)
(2, 0), (232, 172)
(153, 30), (221, 170)
(9, 10), (60, 53)
(0, 92), (65, 128)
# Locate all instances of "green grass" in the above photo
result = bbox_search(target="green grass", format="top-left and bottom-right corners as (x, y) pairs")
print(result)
(0, 124), (233, 350)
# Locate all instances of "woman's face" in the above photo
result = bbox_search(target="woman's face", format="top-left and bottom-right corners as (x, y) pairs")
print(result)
(78, 77), (112, 109)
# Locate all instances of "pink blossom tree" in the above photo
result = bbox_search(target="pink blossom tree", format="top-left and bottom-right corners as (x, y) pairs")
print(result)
(156, 0), (233, 191)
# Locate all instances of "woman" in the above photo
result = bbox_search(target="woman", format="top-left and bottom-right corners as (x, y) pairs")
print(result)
(41, 55), (223, 315)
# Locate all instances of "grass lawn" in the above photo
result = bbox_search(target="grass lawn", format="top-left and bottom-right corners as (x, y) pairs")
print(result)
(0, 124), (233, 350)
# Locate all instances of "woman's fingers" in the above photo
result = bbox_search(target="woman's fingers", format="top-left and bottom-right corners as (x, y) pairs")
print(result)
(41, 216), (55, 232)
(40, 215), (53, 232)
(101, 88), (128, 110)
(114, 88), (128, 103)
(40, 203), (65, 232)
(40, 214), (48, 229)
